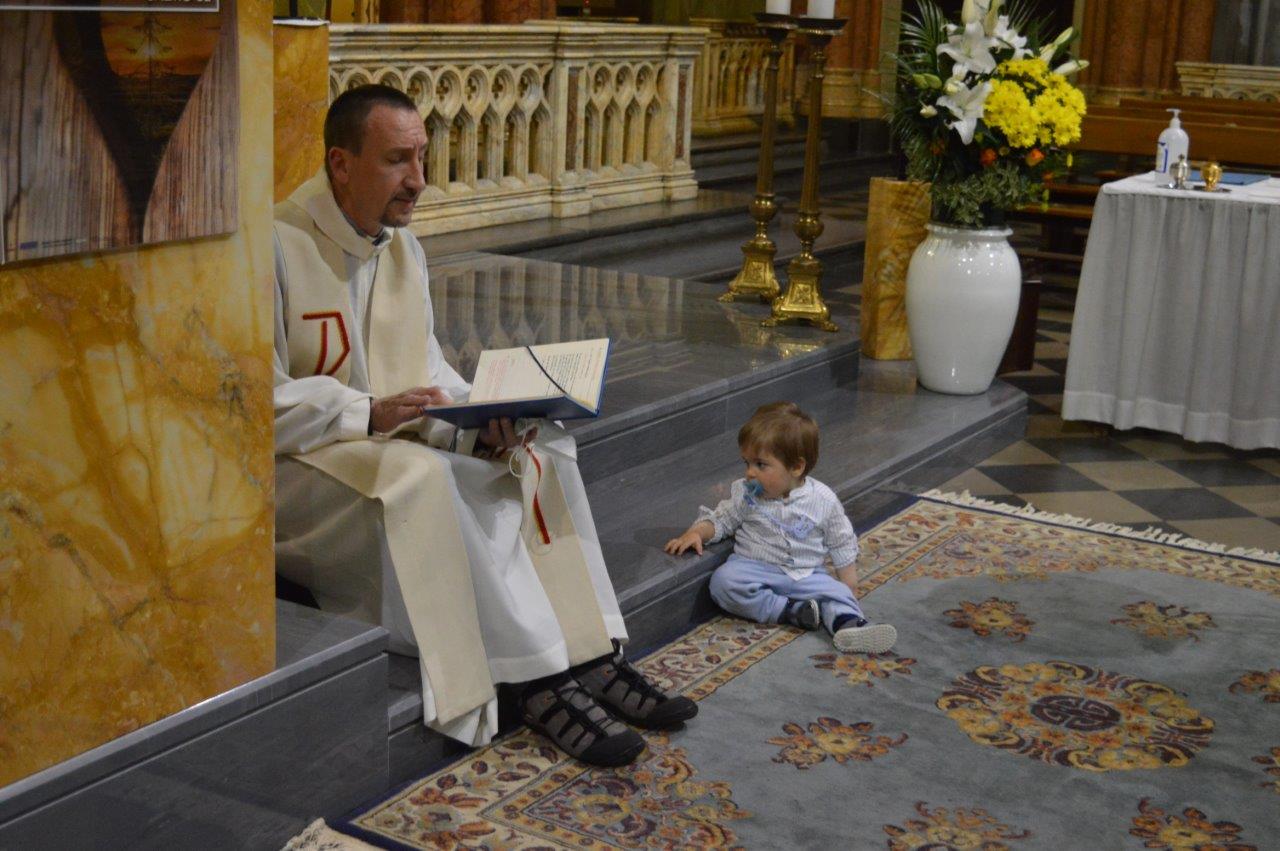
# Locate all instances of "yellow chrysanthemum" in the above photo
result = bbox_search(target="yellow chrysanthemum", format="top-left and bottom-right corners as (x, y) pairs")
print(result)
(985, 57), (1086, 150)
(983, 78), (1039, 148)
(998, 57), (1052, 86)
(1034, 77), (1087, 145)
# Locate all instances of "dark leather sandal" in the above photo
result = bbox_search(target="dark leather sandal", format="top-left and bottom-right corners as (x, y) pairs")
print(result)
(575, 643), (698, 730)
(521, 675), (645, 767)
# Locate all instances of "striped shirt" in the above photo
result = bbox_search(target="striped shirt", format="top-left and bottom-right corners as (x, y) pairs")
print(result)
(698, 477), (859, 580)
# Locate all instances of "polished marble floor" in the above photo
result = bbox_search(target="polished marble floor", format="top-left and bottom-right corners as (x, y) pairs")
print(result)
(426, 250), (859, 440)
(938, 290), (1280, 553)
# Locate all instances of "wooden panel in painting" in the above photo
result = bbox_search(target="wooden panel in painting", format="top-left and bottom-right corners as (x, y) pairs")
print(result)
(0, 1), (238, 264)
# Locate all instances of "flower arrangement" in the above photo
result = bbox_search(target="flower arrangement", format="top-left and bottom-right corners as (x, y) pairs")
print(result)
(890, 0), (1088, 227)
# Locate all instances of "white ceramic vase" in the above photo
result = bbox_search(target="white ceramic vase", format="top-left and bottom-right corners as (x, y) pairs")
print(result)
(905, 223), (1021, 394)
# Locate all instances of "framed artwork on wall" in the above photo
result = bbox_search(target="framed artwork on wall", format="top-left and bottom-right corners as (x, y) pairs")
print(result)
(0, 0), (238, 265)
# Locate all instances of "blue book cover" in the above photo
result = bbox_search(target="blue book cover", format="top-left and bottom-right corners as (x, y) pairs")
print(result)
(424, 339), (611, 431)
(1189, 169), (1268, 186)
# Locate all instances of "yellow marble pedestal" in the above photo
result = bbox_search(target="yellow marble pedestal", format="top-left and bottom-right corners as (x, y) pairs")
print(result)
(0, 1), (275, 787)
(274, 22), (330, 203)
(859, 177), (930, 360)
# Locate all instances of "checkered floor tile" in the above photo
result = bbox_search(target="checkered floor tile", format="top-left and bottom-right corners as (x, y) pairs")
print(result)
(941, 288), (1280, 554)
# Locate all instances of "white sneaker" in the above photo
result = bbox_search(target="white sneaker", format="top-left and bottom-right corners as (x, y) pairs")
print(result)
(833, 622), (897, 654)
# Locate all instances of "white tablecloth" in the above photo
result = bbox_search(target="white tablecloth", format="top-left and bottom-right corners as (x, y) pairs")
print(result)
(1062, 172), (1280, 449)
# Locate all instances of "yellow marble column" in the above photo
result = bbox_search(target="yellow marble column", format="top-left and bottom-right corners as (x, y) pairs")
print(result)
(860, 177), (930, 360)
(0, 0), (275, 786)
(274, 22), (330, 203)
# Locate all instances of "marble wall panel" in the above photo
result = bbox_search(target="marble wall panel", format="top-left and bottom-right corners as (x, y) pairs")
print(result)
(426, 0), (484, 23)
(274, 22), (330, 203)
(0, 0), (275, 787)
(1079, 0), (1215, 101)
(484, 0), (554, 23)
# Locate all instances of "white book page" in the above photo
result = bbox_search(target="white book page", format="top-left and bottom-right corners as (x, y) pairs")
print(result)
(468, 339), (609, 408)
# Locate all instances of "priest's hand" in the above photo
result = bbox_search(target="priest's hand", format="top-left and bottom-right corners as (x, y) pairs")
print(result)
(369, 386), (450, 435)
(475, 417), (526, 456)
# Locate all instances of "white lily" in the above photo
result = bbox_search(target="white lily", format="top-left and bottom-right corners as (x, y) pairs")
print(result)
(937, 79), (992, 145)
(1053, 58), (1088, 76)
(991, 15), (1030, 58)
(1038, 26), (1075, 62)
(983, 0), (1001, 35)
(921, 104), (938, 117)
(938, 20), (998, 77)
(960, 0), (990, 25)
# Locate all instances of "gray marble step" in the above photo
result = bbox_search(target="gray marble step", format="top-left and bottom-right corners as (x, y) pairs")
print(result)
(1, 603), (388, 850)
(691, 132), (809, 169)
(515, 205), (868, 283)
(383, 358), (1026, 784)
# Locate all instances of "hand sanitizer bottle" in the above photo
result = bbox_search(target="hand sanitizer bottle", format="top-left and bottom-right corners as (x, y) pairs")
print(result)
(1155, 108), (1189, 184)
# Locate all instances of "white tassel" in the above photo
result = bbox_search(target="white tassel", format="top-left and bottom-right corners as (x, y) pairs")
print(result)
(920, 489), (1280, 564)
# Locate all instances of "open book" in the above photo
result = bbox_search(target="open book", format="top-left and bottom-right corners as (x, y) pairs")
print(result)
(424, 338), (611, 430)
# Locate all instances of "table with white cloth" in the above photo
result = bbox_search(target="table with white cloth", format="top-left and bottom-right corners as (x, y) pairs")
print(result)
(1062, 172), (1280, 449)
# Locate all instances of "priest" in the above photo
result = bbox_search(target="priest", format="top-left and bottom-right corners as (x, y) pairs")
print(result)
(273, 84), (695, 767)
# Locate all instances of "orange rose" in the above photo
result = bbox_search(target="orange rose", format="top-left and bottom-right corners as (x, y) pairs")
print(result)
(980, 148), (997, 167)
(1025, 148), (1045, 167)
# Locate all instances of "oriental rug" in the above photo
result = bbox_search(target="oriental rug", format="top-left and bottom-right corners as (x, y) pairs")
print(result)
(328, 492), (1280, 850)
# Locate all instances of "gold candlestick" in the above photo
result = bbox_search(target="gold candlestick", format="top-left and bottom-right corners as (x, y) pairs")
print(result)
(764, 17), (846, 332)
(720, 14), (794, 304)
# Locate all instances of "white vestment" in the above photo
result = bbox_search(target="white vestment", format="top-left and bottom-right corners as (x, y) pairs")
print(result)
(273, 172), (625, 746)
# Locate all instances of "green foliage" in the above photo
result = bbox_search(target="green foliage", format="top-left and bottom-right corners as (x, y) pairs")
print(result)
(929, 160), (1040, 226)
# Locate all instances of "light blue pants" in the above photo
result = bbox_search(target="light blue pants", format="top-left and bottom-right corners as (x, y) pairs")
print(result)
(708, 554), (865, 633)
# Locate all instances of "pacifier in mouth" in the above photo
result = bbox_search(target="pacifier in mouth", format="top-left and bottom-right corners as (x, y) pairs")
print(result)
(744, 480), (764, 501)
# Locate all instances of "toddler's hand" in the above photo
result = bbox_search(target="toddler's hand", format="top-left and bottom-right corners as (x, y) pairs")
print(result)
(664, 530), (704, 556)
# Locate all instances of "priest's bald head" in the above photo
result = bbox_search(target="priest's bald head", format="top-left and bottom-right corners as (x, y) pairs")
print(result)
(324, 84), (427, 237)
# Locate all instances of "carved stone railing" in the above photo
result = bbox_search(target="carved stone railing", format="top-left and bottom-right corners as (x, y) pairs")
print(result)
(329, 23), (707, 235)
(1177, 62), (1280, 102)
(690, 18), (795, 136)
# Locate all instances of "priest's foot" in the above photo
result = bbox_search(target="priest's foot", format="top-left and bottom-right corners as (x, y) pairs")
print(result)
(574, 641), (698, 730)
(521, 674), (645, 767)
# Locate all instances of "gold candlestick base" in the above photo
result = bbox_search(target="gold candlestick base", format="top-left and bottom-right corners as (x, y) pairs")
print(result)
(720, 225), (781, 303)
(763, 253), (838, 331)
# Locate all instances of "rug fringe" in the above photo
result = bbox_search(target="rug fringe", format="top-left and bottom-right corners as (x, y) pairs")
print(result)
(922, 490), (1280, 565)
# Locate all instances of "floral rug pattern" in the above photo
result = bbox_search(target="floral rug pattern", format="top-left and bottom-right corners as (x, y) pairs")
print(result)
(1229, 669), (1280, 704)
(332, 496), (1280, 849)
(883, 802), (1031, 850)
(943, 597), (1035, 641)
(767, 717), (907, 769)
(1109, 601), (1217, 641)
(937, 660), (1214, 772)
(809, 650), (917, 688)
(1128, 798), (1257, 850)
(1252, 747), (1280, 795)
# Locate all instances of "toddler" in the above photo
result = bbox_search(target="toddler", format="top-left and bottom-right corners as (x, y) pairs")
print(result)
(665, 402), (897, 653)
